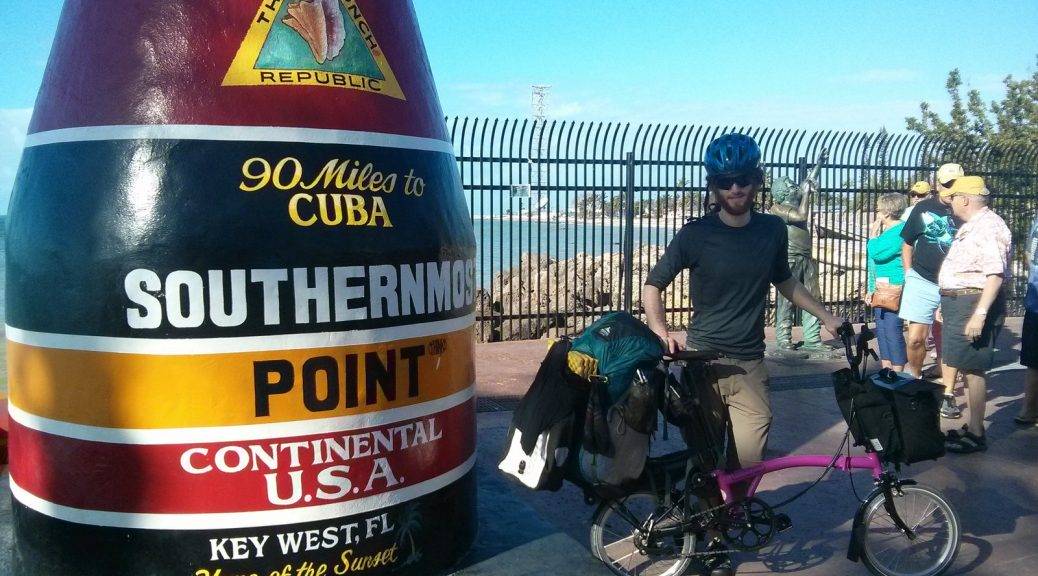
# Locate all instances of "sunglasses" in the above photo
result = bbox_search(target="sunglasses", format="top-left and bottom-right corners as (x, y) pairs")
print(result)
(910, 193), (930, 198)
(712, 173), (762, 190)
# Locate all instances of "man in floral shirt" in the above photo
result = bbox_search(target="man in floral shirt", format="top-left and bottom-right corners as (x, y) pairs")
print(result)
(936, 176), (1011, 453)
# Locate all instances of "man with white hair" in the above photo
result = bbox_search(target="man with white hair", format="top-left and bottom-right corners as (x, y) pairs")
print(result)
(937, 176), (1011, 453)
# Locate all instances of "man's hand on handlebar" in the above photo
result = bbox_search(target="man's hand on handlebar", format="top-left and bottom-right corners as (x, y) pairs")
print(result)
(822, 313), (848, 339)
(655, 330), (683, 354)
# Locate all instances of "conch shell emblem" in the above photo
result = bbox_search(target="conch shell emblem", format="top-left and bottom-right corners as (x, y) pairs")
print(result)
(283, 0), (347, 64)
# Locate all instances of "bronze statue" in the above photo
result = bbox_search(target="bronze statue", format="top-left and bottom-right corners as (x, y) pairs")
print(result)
(770, 149), (832, 356)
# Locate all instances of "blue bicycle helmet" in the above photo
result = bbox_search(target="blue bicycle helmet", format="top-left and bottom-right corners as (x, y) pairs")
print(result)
(704, 133), (761, 177)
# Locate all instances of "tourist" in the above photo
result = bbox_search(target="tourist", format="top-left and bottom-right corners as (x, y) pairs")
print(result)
(1015, 213), (1038, 426)
(902, 180), (931, 222)
(937, 176), (1011, 453)
(867, 193), (909, 371)
(900, 163), (963, 418)
(642, 133), (844, 576)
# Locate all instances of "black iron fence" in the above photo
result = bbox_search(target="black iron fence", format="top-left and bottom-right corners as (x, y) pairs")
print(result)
(448, 117), (1038, 342)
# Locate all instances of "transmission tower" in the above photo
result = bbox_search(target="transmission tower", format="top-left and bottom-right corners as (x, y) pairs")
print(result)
(529, 85), (551, 212)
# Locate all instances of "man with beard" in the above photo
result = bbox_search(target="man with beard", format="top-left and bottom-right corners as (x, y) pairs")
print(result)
(642, 133), (843, 576)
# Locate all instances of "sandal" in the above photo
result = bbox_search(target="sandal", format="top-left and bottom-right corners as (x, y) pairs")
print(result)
(921, 365), (942, 380)
(945, 425), (969, 440)
(945, 430), (987, 453)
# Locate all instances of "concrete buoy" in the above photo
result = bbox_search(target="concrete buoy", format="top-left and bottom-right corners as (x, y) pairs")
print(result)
(6, 2), (476, 574)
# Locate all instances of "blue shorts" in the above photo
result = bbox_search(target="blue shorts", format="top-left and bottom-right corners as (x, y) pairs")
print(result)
(873, 308), (908, 366)
(899, 269), (941, 324)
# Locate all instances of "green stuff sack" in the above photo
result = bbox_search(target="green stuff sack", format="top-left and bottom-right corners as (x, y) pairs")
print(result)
(571, 312), (665, 405)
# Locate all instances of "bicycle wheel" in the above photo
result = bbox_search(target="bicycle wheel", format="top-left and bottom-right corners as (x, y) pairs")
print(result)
(859, 484), (959, 576)
(590, 491), (696, 576)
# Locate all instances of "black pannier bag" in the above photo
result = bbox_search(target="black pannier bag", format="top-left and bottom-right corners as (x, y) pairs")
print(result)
(833, 368), (945, 464)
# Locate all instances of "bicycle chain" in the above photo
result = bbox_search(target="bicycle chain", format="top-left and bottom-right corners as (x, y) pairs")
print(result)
(642, 500), (746, 559)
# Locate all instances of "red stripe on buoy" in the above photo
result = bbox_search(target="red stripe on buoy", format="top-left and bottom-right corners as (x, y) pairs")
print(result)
(10, 398), (474, 515)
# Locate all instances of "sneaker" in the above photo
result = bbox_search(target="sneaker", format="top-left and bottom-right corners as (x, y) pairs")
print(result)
(710, 555), (734, 576)
(945, 430), (986, 453)
(939, 395), (962, 419)
(704, 539), (734, 576)
(1014, 415), (1038, 427)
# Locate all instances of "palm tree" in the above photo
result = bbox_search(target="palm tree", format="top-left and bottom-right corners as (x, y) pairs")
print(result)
(395, 502), (424, 566)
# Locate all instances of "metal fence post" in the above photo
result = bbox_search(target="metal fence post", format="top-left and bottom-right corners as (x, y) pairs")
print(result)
(447, 117), (1038, 339)
(623, 151), (636, 313)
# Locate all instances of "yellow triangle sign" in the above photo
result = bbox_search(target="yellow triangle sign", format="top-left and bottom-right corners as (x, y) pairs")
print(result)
(223, 0), (405, 99)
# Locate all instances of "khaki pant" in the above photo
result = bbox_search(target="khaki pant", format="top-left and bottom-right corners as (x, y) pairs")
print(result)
(697, 357), (772, 469)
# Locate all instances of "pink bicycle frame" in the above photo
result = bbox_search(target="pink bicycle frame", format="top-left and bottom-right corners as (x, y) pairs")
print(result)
(713, 451), (883, 503)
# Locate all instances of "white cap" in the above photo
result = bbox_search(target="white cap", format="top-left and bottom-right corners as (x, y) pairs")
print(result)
(936, 163), (964, 185)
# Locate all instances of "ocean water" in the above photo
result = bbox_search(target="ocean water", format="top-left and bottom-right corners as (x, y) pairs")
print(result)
(472, 217), (677, 285)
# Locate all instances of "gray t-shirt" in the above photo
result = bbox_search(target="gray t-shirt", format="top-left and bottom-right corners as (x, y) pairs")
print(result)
(646, 212), (793, 359)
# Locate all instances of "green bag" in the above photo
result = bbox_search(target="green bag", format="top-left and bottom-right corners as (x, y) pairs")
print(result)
(571, 312), (665, 405)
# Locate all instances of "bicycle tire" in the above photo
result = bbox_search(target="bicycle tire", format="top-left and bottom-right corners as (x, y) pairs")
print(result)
(858, 484), (959, 576)
(590, 491), (696, 576)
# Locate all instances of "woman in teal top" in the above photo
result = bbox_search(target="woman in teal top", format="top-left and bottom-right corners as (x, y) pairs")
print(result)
(867, 193), (909, 371)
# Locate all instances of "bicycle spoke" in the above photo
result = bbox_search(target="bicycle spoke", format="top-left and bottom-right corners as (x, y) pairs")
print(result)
(612, 549), (638, 565)
(870, 515), (898, 530)
(603, 523), (635, 541)
(910, 502), (939, 531)
(871, 535), (912, 558)
(611, 503), (643, 529)
(604, 534), (636, 549)
(892, 545), (907, 573)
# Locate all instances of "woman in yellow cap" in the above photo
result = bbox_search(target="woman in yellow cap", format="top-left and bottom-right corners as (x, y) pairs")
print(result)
(901, 180), (932, 222)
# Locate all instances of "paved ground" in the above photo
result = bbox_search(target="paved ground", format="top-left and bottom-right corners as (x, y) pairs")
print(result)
(452, 317), (1038, 576)
(0, 320), (1034, 575)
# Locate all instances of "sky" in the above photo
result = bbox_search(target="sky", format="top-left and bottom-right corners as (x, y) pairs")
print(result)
(1, 0), (1037, 211)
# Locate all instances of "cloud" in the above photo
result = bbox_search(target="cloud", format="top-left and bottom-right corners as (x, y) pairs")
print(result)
(443, 82), (530, 117)
(835, 68), (919, 85)
(961, 72), (1014, 98)
(441, 78), (927, 131)
(0, 108), (33, 214)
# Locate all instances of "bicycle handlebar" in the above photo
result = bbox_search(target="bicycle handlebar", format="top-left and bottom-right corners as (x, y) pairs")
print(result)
(663, 350), (724, 363)
(837, 321), (878, 379)
(838, 321), (856, 368)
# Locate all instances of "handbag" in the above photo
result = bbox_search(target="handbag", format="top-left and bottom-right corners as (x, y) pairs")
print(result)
(871, 282), (903, 312)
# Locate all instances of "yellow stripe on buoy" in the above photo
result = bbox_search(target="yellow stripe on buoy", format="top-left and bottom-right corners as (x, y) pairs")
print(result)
(8, 327), (472, 428)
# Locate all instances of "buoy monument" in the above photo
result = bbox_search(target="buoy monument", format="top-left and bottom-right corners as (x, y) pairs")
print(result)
(5, 1), (477, 574)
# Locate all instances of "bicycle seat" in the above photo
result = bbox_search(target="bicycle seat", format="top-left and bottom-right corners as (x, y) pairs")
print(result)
(665, 350), (724, 363)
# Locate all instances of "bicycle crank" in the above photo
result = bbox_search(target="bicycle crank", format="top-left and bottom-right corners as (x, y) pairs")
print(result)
(719, 497), (777, 550)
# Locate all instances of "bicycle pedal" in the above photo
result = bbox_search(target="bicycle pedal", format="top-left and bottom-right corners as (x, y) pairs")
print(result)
(774, 513), (792, 533)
